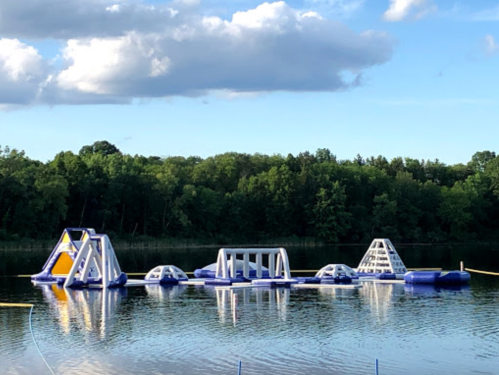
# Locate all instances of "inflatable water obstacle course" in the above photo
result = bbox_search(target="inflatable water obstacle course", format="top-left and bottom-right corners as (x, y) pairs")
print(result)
(31, 229), (470, 289)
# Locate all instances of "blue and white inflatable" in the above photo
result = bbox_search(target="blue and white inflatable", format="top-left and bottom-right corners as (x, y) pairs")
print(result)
(145, 265), (189, 285)
(31, 228), (127, 288)
(315, 264), (358, 284)
(195, 260), (270, 279)
(356, 239), (407, 279)
(404, 271), (471, 285)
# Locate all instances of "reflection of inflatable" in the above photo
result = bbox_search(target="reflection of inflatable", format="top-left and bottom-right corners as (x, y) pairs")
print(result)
(356, 239), (407, 279)
(404, 271), (471, 285)
(145, 284), (187, 300)
(145, 265), (188, 285)
(404, 283), (470, 296)
(359, 282), (405, 323)
(38, 283), (126, 338)
(194, 260), (269, 279)
(216, 288), (290, 325)
(31, 228), (127, 288)
(315, 264), (358, 284)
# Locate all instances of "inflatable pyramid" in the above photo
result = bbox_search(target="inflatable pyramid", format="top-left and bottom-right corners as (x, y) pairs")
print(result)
(356, 239), (407, 276)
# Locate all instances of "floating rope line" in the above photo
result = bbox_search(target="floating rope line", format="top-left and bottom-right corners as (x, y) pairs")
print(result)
(0, 303), (33, 307)
(465, 268), (499, 276)
(29, 305), (58, 375)
(0, 303), (55, 374)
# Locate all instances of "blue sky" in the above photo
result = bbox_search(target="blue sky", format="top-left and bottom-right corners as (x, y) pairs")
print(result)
(1, 0), (498, 164)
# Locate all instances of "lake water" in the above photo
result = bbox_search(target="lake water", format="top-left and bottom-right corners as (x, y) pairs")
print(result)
(1, 244), (499, 375)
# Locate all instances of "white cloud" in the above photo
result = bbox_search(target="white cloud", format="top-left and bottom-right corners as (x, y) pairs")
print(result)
(0, 39), (47, 104)
(305, 0), (365, 18)
(0, 1), (395, 106)
(106, 4), (121, 13)
(383, 0), (436, 22)
(56, 35), (171, 94)
(485, 34), (499, 56)
(0, 0), (179, 39)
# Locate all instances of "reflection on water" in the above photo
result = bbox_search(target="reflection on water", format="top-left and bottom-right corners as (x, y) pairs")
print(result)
(359, 282), (405, 323)
(40, 285), (126, 339)
(404, 283), (471, 297)
(215, 288), (290, 325)
(145, 284), (187, 301)
(1, 278), (499, 375)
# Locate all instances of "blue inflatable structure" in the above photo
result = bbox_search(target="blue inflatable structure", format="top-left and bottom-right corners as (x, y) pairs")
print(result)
(404, 271), (471, 285)
(194, 260), (270, 279)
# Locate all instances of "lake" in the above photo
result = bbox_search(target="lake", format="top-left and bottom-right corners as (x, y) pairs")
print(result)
(1, 243), (499, 375)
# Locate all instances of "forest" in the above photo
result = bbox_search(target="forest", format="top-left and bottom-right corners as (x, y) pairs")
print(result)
(0, 141), (498, 244)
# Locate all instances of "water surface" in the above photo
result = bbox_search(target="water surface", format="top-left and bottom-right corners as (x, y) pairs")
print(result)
(1, 244), (499, 375)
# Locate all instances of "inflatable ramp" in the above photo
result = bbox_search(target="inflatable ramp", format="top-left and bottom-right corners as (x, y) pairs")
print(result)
(31, 228), (127, 288)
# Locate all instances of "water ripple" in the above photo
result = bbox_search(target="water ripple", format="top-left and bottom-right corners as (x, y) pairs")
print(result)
(2, 279), (499, 375)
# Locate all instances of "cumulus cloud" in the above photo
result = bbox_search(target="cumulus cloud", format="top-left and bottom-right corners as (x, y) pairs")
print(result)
(383, 0), (436, 22)
(0, 39), (48, 104)
(0, 0), (180, 39)
(485, 34), (499, 57)
(0, 1), (395, 106)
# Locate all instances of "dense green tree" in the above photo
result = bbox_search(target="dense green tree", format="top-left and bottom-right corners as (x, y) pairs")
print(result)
(0, 142), (498, 243)
(438, 182), (476, 241)
(469, 151), (496, 173)
(371, 193), (398, 239)
(79, 141), (121, 157)
(312, 181), (351, 242)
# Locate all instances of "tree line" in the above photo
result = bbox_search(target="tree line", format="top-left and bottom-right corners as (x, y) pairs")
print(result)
(0, 141), (498, 243)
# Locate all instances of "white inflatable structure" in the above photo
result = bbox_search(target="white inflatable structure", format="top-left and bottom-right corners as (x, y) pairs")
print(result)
(214, 247), (292, 280)
(194, 260), (269, 278)
(145, 265), (189, 284)
(356, 239), (407, 275)
(315, 264), (358, 279)
(31, 228), (127, 288)
(64, 233), (126, 288)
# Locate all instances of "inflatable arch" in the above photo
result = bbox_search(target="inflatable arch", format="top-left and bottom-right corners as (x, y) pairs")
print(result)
(214, 247), (292, 280)
(204, 247), (293, 285)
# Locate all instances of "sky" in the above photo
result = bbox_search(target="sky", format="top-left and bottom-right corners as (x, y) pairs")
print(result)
(1, 0), (498, 165)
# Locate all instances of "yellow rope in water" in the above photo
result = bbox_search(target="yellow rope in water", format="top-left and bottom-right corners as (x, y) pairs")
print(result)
(465, 268), (499, 276)
(0, 303), (33, 307)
